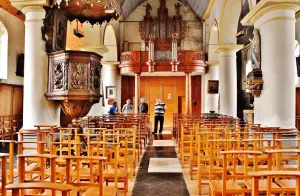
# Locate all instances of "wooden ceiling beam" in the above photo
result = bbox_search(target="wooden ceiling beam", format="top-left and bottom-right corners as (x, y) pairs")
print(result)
(0, 0), (25, 21)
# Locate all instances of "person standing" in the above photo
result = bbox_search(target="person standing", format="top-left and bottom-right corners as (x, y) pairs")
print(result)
(109, 101), (119, 115)
(138, 98), (149, 114)
(153, 97), (166, 134)
(122, 99), (133, 114)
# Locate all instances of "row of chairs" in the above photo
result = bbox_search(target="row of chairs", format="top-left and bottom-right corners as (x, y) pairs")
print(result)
(0, 114), (150, 195)
(174, 113), (300, 195)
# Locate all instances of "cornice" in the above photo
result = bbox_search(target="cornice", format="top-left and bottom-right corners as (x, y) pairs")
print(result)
(241, 0), (300, 25)
(205, 61), (219, 66)
(214, 45), (244, 53)
(10, 0), (49, 11)
(80, 44), (109, 54)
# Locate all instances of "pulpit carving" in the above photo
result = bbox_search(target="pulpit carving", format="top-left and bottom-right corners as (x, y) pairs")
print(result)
(71, 63), (87, 89)
(90, 63), (101, 90)
(53, 61), (64, 90)
(46, 51), (102, 125)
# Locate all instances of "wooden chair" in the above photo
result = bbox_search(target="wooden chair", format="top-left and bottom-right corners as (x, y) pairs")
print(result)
(63, 156), (118, 196)
(6, 183), (76, 196)
(209, 150), (264, 196)
(0, 153), (10, 196)
(0, 140), (15, 184)
(249, 171), (300, 196)
(116, 128), (137, 181)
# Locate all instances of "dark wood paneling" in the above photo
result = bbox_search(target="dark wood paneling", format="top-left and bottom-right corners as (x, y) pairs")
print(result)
(191, 75), (201, 114)
(296, 88), (300, 116)
(121, 76), (135, 107)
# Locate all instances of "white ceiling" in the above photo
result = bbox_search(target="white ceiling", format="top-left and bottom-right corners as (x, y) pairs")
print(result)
(121, 0), (210, 19)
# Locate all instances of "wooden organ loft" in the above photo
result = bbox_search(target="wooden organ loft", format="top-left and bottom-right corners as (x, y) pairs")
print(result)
(119, 0), (206, 120)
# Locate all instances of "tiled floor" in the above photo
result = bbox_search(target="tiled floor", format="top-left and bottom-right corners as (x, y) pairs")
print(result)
(152, 140), (174, 147)
(148, 158), (182, 173)
(132, 132), (189, 196)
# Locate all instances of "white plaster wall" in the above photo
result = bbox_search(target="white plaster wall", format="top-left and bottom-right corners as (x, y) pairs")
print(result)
(103, 25), (118, 62)
(204, 66), (219, 113)
(0, 9), (24, 85)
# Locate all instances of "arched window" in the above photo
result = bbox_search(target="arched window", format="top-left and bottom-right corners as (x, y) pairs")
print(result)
(0, 21), (8, 79)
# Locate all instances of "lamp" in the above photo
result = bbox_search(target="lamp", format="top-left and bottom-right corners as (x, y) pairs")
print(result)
(212, 19), (218, 31)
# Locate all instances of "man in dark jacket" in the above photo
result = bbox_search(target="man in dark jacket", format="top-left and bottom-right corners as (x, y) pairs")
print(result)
(138, 98), (148, 114)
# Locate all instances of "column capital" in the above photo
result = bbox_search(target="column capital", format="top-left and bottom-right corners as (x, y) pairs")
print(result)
(241, 1), (300, 26)
(102, 61), (120, 71)
(10, 0), (49, 12)
(81, 44), (108, 54)
(214, 45), (244, 54)
(205, 61), (219, 66)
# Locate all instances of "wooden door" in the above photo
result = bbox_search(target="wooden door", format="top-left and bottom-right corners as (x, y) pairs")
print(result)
(178, 96), (186, 114)
(162, 84), (177, 127)
(296, 88), (300, 116)
(140, 76), (185, 128)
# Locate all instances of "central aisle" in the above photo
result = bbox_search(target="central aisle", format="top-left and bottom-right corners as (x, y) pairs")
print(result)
(132, 131), (190, 196)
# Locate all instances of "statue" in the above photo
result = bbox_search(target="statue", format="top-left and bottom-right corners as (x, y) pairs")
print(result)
(144, 3), (152, 17)
(249, 28), (261, 70)
(174, 3), (182, 16)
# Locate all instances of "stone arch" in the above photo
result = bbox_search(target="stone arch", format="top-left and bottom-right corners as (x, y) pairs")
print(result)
(207, 19), (219, 61)
(103, 24), (118, 62)
(0, 20), (8, 79)
(218, 0), (242, 44)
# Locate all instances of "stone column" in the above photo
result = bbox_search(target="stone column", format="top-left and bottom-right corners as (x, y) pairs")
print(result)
(134, 73), (140, 114)
(204, 61), (219, 113)
(242, 2), (300, 128)
(215, 45), (243, 117)
(20, 5), (60, 128)
(185, 72), (191, 114)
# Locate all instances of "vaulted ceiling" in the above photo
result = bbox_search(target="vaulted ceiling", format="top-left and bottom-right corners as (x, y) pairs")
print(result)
(121, 0), (211, 19)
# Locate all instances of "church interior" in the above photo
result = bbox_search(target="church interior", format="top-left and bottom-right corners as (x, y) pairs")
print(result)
(0, 0), (300, 195)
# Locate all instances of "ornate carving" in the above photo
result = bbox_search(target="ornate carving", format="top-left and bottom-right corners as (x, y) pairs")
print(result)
(246, 28), (263, 97)
(174, 3), (182, 17)
(121, 54), (133, 62)
(64, 60), (69, 90)
(144, 3), (152, 17)
(192, 52), (204, 61)
(60, 100), (96, 120)
(46, 51), (103, 126)
(90, 63), (101, 90)
(139, 0), (188, 56)
(245, 70), (263, 97)
(41, 7), (54, 53)
(71, 63), (87, 89)
(41, 7), (68, 53)
(53, 61), (64, 90)
(250, 28), (261, 70)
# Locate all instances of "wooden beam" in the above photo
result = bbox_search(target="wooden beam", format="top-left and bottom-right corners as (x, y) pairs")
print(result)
(0, 0), (25, 21)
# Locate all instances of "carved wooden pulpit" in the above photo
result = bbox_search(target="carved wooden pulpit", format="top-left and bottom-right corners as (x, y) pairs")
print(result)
(45, 50), (102, 125)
